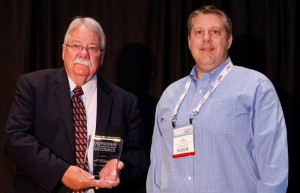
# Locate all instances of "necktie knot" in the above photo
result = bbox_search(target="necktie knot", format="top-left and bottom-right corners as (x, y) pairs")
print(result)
(73, 86), (84, 97)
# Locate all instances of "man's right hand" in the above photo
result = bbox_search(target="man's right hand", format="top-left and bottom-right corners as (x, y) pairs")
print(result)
(61, 165), (96, 191)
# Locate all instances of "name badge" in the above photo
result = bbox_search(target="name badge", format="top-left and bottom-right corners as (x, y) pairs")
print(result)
(173, 125), (195, 158)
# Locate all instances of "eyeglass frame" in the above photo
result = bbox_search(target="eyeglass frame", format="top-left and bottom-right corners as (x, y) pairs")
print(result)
(64, 44), (104, 55)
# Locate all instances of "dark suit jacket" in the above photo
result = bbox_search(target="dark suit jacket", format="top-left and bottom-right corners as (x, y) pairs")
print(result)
(4, 68), (149, 193)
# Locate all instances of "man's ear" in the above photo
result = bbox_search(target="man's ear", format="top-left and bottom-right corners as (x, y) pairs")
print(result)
(227, 35), (233, 49)
(62, 44), (66, 60)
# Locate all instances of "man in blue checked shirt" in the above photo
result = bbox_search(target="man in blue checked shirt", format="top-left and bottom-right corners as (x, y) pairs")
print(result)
(146, 5), (288, 193)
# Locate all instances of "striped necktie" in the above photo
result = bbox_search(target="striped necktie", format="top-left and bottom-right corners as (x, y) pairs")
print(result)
(72, 86), (87, 193)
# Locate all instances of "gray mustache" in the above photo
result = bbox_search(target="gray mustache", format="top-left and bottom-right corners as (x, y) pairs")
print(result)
(73, 58), (92, 67)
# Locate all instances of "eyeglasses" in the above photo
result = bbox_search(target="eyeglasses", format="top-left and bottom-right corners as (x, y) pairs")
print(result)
(65, 44), (104, 55)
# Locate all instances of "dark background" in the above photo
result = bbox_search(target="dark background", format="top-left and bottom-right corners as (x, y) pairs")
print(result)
(0, 0), (299, 192)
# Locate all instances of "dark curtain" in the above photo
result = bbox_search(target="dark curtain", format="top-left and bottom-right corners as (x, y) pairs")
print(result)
(0, 0), (299, 192)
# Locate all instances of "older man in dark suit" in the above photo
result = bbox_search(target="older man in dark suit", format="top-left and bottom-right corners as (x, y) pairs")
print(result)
(4, 17), (149, 193)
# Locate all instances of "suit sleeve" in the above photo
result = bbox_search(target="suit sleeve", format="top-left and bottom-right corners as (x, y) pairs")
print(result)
(4, 75), (70, 192)
(118, 96), (150, 184)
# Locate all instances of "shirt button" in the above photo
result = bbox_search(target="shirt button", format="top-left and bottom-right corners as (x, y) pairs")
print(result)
(199, 90), (202, 93)
(187, 176), (192, 180)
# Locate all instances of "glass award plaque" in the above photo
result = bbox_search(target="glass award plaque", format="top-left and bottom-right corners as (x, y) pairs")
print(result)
(85, 135), (123, 180)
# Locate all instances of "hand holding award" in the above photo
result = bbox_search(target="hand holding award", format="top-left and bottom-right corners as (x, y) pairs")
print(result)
(98, 159), (124, 187)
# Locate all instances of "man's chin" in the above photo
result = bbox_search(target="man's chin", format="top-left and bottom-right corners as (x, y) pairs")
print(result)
(74, 70), (90, 77)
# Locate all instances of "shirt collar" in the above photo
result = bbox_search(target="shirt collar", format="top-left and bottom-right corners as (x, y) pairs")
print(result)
(189, 57), (232, 81)
(68, 75), (97, 96)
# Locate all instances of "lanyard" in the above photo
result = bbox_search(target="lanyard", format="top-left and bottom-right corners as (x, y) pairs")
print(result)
(172, 62), (233, 127)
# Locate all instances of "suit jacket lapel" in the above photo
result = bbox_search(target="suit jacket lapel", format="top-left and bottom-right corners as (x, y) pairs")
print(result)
(52, 73), (112, 156)
(53, 68), (75, 155)
(96, 78), (113, 136)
